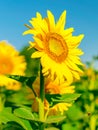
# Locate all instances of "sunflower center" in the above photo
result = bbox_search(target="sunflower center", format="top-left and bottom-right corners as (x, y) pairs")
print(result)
(0, 57), (14, 74)
(46, 33), (68, 63)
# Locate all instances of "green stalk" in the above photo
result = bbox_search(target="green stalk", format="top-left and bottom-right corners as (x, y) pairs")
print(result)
(39, 123), (45, 130)
(0, 94), (5, 112)
(88, 74), (96, 130)
(39, 64), (45, 130)
(89, 115), (96, 130)
(40, 65), (45, 102)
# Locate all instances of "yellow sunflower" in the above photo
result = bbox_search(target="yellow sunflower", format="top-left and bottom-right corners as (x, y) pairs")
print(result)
(23, 10), (84, 84)
(45, 81), (75, 115)
(0, 41), (26, 90)
(31, 77), (75, 115)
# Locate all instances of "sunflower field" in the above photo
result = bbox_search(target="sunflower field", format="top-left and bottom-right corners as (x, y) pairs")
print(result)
(0, 10), (98, 130)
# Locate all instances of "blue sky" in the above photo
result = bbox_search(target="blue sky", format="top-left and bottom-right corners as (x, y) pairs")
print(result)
(0, 0), (98, 67)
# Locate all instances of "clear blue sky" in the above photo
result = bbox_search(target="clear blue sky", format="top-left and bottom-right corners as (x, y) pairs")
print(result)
(0, 0), (98, 67)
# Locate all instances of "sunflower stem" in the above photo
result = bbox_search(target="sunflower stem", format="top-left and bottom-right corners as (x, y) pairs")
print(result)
(40, 64), (45, 102)
(0, 93), (5, 112)
(39, 123), (45, 130)
(39, 64), (45, 129)
(30, 85), (37, 97)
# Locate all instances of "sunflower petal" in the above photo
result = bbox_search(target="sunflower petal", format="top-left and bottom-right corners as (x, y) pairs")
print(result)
(66, 59), (83, 73)
(62, 64), (73, 84)
(23, 29), (37, 35)
(61, 28), (74, 37)
(31, 51), (44, 58)
(29, 41), (36, 47)
(33, 37), (44, 49)
(67, 34), (84, 47)
(71, 70), (80, 80)
(47, 10), (55, 31)
(69, 48), (84, 56)
(68, 55), (84, 65)
(56, 10), (66, 32)
(36, 12), (42, 20)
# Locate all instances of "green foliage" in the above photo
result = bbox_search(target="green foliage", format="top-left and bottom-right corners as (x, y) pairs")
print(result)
(46, 93), (81, 107)
(6, 75), (36, 88)
(0, 107), (32, 130)
(66, 104), (84, 121)
(1, 47), (98, 130)
(46, 115), (66, 124)
(20, 46), (40, 77)
(14, 106), (35, 121)
(45, 127), (60, 130)
(62, 123), (78, 130)
(6, 75), (37, 97)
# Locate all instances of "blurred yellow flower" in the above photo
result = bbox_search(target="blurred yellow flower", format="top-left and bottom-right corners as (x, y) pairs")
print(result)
(45, 80), (75, 94)
(45, 81), (75, 115)
(44, 99), (72, 115)
(23, 10), (84, 85)
(0, 41), (26, 90)
(32, 77), (75, 115)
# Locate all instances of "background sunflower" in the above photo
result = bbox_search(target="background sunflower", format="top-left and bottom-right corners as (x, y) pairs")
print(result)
(0, 41), (26, 90)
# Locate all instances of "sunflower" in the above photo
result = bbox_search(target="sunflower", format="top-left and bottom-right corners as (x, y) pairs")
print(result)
(0, 41), (26, 90)
(44, 99), (72, 115)
(31, 77), (75, 115)
(23, 10), (84, 84)
(45, 81), (75, 115)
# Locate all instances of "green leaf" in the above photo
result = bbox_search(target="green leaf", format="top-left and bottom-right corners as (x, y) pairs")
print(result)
(46, 115), (66, 123)
(14, 106), (38, 121)
(66, 104), (84, 121)
(6, 75), (36, 88)
(45, 127), (60, 130)
(62, 123), (77, 130)
(0, 107), (12, 124)
(0, 107), (33, 130)
(45, 93), (81, 107)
